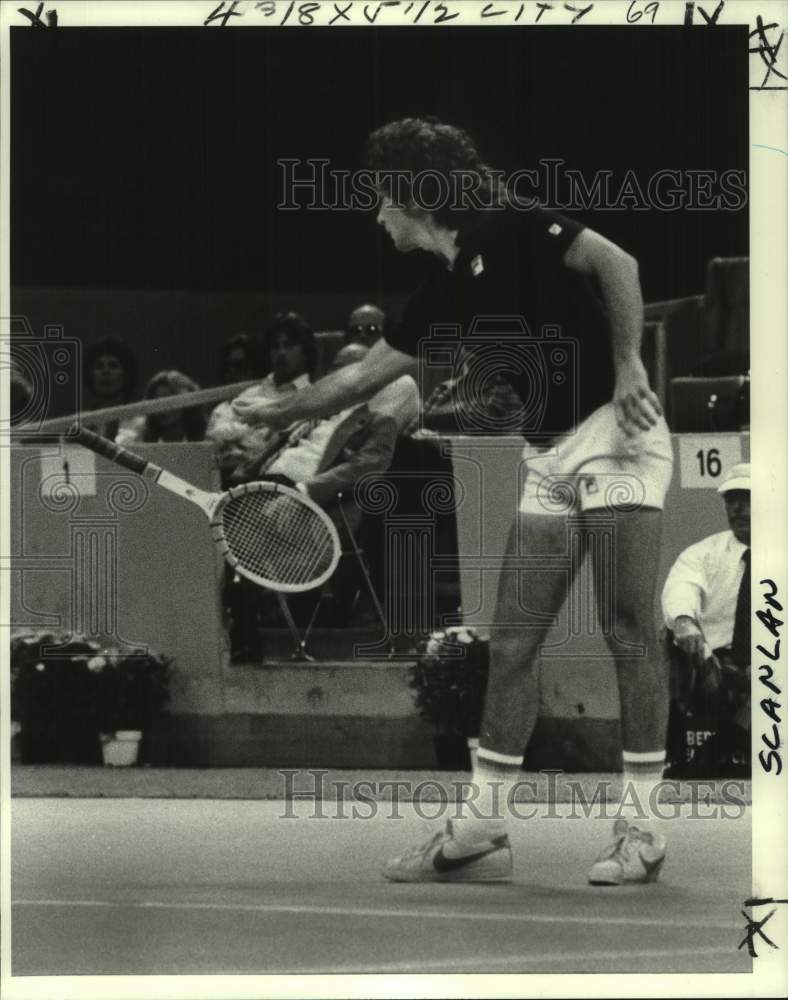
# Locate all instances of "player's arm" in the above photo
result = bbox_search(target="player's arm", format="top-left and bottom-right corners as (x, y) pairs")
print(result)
(232, 339), (415, 429)
(563, 228), (662, 435)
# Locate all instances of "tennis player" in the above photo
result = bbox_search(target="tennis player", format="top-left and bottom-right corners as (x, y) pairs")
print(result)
(234, 118), (674, 886)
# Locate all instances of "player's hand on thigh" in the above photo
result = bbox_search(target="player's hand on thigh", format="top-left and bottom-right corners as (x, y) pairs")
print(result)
(613, 356), (662, 435)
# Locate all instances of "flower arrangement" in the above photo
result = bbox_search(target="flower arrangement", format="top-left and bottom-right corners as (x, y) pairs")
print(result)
(410, 626), (489, 743)
(10, 631), (172, 764)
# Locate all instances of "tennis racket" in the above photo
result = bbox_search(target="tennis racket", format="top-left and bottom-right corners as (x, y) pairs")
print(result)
(69, 424), (341, 593)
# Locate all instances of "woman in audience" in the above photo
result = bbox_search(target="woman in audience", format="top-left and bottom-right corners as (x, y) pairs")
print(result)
(116, 370), (206, 444)
(218, 332), (260, 386)
(82, 336), (139, 440)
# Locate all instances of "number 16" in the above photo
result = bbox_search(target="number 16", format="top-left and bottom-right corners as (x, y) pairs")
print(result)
(696, 448), (721, 477)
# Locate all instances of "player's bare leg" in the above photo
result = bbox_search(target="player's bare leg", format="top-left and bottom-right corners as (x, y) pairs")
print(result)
(585, 505), (669, 884)
(478, 510), (580, 760)
(383, 511), (578, 882)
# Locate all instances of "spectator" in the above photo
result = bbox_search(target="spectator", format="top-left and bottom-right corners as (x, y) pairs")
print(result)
(260, 343), (398, 531)
(220, 332), (260, 385)
(344, 303), (419, 433)
(206, 313), (314, 484)
(9, 362), (34, 428)
(346, 304), (386, 347)
(82, 336), (139, 440)
(227, 343), (398, 657)
(661, 462), (751, 775)
(116, 370), (206, 444)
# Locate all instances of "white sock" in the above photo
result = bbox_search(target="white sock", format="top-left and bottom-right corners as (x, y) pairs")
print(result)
(621, 750), (667, 833)
(455, 747), (522, 841)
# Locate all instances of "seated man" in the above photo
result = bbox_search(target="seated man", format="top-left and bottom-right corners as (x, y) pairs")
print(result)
(345, 303), (419, 434)
(226, 344), (398, 656)
(345, 303), (386, 348)
(661, 462), (751, 775)
(206, 313), (314, 486)
(260, 342), (398, 533)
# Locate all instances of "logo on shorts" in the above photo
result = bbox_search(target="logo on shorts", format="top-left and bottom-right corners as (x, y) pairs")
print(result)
(470, 254), (484, 277)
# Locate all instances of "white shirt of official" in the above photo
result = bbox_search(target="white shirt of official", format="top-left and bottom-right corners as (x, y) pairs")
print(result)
(661, 529), (749, 654)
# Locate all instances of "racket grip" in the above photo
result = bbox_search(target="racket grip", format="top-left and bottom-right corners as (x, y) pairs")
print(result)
(68, 423), (149, 476)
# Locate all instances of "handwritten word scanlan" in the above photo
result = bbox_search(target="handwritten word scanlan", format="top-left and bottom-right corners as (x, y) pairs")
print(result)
(756, 579), (783, 775)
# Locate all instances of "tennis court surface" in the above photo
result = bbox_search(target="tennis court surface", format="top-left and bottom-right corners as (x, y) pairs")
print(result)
(12, 790), (751, 975)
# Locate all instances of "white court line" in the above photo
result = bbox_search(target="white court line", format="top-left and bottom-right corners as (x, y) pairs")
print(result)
(327, 945), (741, 974)
(12, 898), (741, 931)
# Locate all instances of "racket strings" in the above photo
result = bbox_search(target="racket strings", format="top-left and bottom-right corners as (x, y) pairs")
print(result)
(220, 491), (337, 587)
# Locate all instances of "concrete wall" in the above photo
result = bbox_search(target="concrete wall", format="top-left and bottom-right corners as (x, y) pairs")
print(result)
(10, 432), (749, 769)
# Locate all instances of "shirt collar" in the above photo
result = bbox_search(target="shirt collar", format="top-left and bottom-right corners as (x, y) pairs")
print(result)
(727, 531), (749, 558)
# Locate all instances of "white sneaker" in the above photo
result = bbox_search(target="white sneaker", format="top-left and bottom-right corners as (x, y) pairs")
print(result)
(588, 819), (667, 886)
(383, 820), (513, 883)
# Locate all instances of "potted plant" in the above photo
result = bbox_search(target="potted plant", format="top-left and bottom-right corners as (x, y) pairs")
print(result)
(92, 646), (172, 765)
(10, 631), (172, 766)
(10, 632), (105, 764)
(410, 626), (489, 769)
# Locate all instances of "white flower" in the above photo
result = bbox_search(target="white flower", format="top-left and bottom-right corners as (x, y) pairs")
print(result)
(446, 626), (475, 645)
(87, 656), (107, 673)
(423, 630), (444, 654)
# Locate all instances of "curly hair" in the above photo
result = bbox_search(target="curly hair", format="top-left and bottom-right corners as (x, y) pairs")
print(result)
(363, 117), (504, 230)
(262, 311), (316, 378)
(82, 336), (139, 401)
(141, 369), (206, 442)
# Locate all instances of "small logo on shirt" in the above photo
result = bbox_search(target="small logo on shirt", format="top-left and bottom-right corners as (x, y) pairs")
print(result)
(470, 254), (484, 277)
(548, 223), (562, 236)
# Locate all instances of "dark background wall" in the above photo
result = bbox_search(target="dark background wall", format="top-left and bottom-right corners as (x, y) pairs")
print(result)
(11, 26), (748, 396)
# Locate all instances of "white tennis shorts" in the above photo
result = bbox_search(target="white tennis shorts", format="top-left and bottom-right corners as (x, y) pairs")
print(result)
(519, 402), (674, 516)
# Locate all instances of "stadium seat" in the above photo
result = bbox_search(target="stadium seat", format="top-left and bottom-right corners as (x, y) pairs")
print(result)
(703, 256), (749, 358)
(313, 330), (346, 378)
(669, 375), (749, 433)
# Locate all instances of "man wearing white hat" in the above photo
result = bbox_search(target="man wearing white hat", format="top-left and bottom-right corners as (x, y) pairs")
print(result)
(661, 462), (751, 769)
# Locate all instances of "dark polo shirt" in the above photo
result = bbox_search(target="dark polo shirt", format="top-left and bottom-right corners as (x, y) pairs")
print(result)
(385, 204), (616, 444)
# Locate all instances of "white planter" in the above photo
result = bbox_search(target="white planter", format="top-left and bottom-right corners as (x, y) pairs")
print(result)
(100, 730), (142, 767)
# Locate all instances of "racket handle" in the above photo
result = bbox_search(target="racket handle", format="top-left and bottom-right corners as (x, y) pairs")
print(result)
(68, 423), (149, 476)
